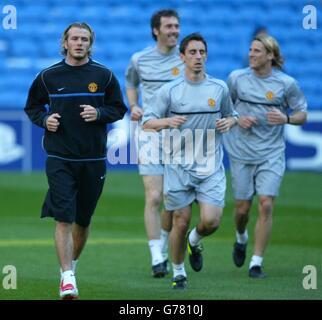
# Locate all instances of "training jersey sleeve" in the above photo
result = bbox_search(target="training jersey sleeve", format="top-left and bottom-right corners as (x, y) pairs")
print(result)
(142, 84), (170, 123)
(220, 83), (236, 118)
(24, 73), (50, 128)
(226, 71), (239, 104)
(97, 72), (128, 124)
(125, 55), (140, 89)
(285, 79), (307, 113)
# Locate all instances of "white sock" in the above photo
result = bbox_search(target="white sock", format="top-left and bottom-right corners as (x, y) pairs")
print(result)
(236, 230), (248, 244)
(148, 239), (163, 266)
(188, 227), (202, 246)
(172, 263), (187, 278)
(72, 260), (78, 274)
(60, 260), (78, 278)
(62, 270), (74, 280)
(249, 255), (263, 269)
(160, 229), (169, 261)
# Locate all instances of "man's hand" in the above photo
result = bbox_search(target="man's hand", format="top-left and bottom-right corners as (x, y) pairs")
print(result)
(80, 105), (98, 122)
(130, 105), (143, 121)
(267, 107), (287, 125)
(167, 116), (187, 128)
(216, 117), (237, 133)
(237, 116), (258, 129)
(46, 113), (61, 132)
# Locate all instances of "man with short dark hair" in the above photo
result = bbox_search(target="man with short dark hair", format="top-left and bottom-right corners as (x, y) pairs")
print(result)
(143, 33), (237, 289)
(24, 22), (127, 299)
(125, 9), (183, 277)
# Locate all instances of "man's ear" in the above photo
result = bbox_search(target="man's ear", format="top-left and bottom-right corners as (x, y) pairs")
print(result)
(180, 52), (185, 62)
(267, 52), (274, 62)
(153, 27), (159, 39)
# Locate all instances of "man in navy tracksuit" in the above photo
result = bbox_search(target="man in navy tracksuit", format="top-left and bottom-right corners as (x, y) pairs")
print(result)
(24, 22), (127, 299)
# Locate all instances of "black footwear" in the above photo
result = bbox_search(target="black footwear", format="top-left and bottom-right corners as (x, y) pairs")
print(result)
(249, 265), (266, 279)
(162, 259), (170, 274)
(172, 275), (187, 290)
(232, 242), (247, 267)
(187, 231), (203, 272)
(152, 262), (167, 278)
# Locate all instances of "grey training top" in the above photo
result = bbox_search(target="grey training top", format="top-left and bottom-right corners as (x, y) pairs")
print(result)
(143, 75), (234, 176)
(223, 67), (307, 164)
(125, 46), (184, 111)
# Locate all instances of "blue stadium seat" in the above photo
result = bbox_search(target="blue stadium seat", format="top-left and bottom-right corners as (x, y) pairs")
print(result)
(0, 0), (320, 112)
(41, 40), (61, 58)
(48, 5), (81, 20)
(17, 5), (49, 22)
(0, 91), (27, 109)
(10, 40), (41, 57)
(235, 7), (266, 23)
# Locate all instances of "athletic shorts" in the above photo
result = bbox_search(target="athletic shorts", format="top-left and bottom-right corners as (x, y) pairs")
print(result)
(42, 157), (106, 227)
(163, 164), (226, 211)
(135, 124), (164, 176)
(229, 155), (285, 200)
(139, 163), (164, 176)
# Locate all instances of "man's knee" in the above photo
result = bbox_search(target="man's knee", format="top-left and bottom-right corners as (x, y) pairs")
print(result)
(236, 200), (251, 216)
(259, 197), (274, 216)
(172, 211), (190, 232)
(202, 216), (221, 233)
(146, 189), (162, 208)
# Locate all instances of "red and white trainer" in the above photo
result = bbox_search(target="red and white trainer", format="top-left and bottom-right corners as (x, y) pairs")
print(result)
(59, 272), (79, 300)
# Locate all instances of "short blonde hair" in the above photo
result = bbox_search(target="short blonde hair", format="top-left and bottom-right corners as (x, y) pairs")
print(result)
(60, 22), (95, 57)
(254, 34), (284, 69)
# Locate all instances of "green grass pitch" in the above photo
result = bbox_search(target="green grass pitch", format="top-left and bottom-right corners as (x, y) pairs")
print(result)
(0, 171), (321, 300)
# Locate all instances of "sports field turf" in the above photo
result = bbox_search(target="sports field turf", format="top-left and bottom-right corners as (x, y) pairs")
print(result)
(0, 171), (321, 300)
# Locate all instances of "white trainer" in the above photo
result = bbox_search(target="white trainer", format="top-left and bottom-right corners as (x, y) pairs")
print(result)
(59, 272), (79, 300)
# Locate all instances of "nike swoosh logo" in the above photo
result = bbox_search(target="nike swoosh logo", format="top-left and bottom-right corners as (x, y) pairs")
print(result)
(57, 87), (65, 91)
(100, 175), (106, 180)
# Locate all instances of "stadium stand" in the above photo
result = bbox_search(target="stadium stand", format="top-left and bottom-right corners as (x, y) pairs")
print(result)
(0, 0), (321, 110)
